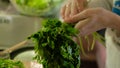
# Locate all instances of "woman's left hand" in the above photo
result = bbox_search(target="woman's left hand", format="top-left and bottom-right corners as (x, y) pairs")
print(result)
(60, 0), (86, 20)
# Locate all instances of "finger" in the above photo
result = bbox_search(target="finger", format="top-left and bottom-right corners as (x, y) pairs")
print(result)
(65, 2), (71, 18)
(75, 0), (86, 12)
(70, 0), (79, 16)
(75, 18), (90, 29)
(75, 18), (91, 36)
(75, 18), (102, 36)
(72, 36), (80, 45)
(65, 9), (90, 23)
(60, 4), (66, 19)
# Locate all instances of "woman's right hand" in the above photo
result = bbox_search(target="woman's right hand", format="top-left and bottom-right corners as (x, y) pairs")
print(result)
(64, 8), (120, 36)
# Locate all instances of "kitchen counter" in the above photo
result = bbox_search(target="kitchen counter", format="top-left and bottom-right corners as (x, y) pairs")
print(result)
(0, 14), (42, 49)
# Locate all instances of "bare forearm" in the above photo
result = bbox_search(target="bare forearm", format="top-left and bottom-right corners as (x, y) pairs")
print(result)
(112, 14), (120, 32)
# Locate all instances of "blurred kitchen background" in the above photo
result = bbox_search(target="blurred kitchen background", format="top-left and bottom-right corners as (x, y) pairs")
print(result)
(0, 0), (98, 68)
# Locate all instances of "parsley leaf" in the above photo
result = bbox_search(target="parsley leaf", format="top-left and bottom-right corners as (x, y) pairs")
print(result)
(28, 19), (80, 68)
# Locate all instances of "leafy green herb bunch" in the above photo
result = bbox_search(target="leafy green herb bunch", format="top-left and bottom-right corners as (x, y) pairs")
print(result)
(28, 19), (80, 68)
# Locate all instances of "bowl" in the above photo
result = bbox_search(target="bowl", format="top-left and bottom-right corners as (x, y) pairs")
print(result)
(10, 0), (63, 17)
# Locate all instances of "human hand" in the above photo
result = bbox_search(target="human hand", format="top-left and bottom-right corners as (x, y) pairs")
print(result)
(64, 8), (118, 36)
(60, 0), (87, 20)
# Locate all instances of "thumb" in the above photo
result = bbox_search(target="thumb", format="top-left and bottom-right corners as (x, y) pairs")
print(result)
(75, 18), (91, 36)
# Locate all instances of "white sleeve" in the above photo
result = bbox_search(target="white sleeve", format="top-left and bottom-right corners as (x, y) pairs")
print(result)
(88, 0), (113, 10)
(105, 28), (120, 68)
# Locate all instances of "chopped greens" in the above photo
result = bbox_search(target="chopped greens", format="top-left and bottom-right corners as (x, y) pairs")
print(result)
(16, 0), (49, 10)
(0, 58), (24, 68)
(14, 0), (63, 16)
(28, 19), (80, 68)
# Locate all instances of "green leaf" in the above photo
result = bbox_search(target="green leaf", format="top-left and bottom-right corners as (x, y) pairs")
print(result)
(0, 59), (24, 68)
(28, 19), (80, 68)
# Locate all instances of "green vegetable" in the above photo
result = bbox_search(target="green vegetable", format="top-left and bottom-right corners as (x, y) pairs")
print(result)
(0, 58), (24, 68)
(16, 0), (49, 10)
(28, 18), (105, 68)
(14, 0), (63, 16)
(28, 19), (80, 68)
